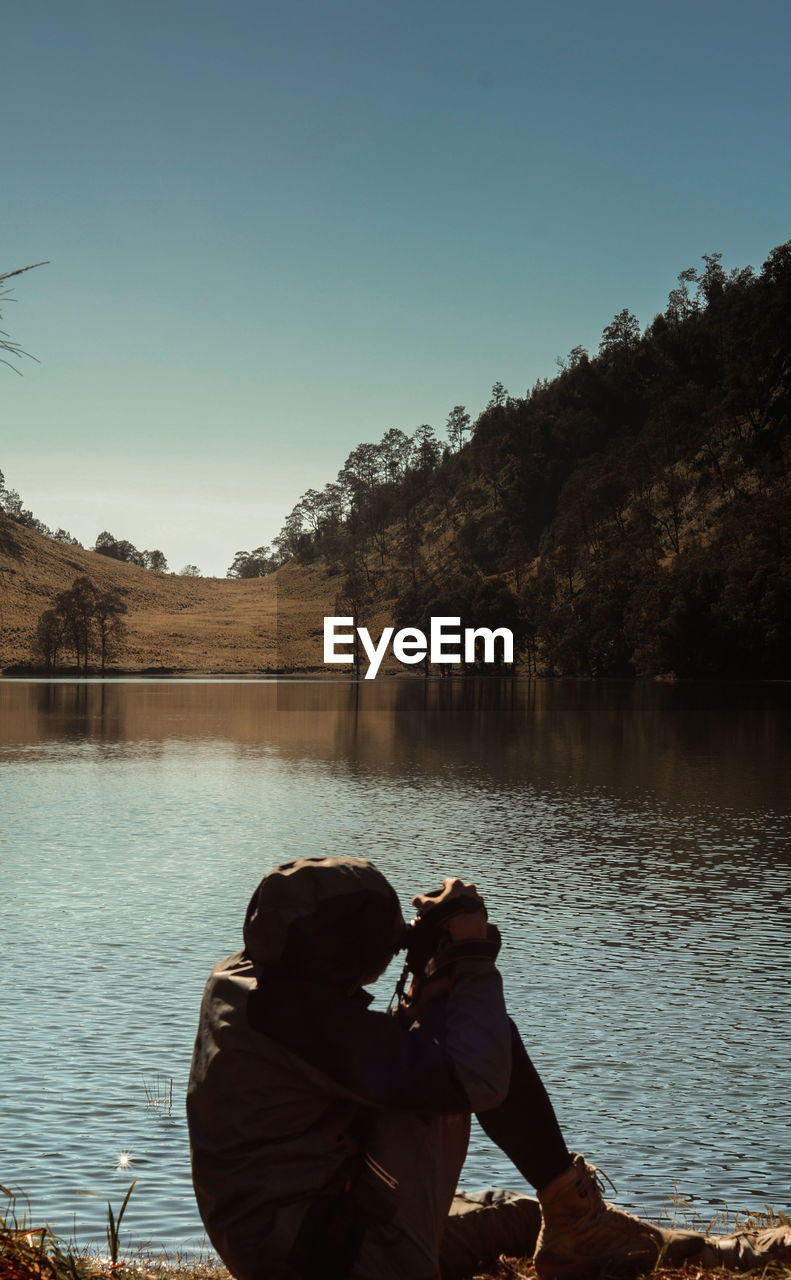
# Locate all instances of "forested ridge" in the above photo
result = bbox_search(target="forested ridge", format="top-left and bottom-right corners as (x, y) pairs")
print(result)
(3, 243), (789, 677)
(252, 243), (791, 678)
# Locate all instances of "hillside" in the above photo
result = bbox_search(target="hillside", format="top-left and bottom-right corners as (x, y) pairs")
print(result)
(4, 242), (790, 680)
(268, 242), (791, 679)
(0, 520), (342, 674)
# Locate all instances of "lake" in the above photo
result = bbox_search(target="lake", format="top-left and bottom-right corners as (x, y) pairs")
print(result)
(1, 677), (789, 1258)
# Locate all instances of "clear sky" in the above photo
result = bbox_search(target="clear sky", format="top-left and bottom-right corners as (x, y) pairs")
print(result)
(2, 0), (789, 577)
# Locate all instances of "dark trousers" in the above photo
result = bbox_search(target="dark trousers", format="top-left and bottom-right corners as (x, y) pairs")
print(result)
(297, 1020), (571, 1279)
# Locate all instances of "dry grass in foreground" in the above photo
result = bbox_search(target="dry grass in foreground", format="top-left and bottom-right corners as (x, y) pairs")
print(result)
(2, 1195), (789, 1280)
(3, 1247), (791, 1280)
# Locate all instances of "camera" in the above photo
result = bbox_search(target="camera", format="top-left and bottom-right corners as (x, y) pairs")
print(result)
(398, 891), (484, 976)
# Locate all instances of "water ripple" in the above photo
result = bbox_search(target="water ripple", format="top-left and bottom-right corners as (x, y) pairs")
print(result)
(1, 680), (789, 1252)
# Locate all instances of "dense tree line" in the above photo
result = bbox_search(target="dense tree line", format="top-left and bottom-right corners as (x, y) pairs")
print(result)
(227, 546), (277, 578)
(226, 416), (456, 580)
(93, 533), (199, 575)
(239, 242), (790, 678)
(94, 529), (168, 572)
(34, 575), (127, 672)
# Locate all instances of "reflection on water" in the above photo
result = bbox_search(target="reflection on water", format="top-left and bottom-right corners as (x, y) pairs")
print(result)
(4, 677), (791, 807)
(0, 678), (789, 1255)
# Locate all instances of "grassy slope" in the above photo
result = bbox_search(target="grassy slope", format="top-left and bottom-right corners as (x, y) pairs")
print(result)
(0, 520), (345, 674)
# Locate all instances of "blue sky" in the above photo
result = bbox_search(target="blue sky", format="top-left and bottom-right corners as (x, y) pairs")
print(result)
(2, 0), (789, 576)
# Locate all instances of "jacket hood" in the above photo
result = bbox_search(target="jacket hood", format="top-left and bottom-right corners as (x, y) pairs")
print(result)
(243, 857), (403, 985)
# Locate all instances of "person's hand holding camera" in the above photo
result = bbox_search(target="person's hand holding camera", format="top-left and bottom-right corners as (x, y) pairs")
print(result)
(398, 877), (499, 1011)
(411, 877), (488, 943)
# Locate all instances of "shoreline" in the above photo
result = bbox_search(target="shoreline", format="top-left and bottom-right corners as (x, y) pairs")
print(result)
(3, 666), (790, 684)
(4, 1215), (791, 1280)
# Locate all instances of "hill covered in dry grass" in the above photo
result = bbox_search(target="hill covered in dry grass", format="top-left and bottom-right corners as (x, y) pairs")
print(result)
(0, 519), (346, 674)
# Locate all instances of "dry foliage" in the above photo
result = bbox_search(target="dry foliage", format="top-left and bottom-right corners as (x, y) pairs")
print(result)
(0, 521), (344, 674)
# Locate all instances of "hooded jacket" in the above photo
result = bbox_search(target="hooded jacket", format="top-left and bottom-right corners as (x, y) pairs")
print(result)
(186, 858), (512, 1278)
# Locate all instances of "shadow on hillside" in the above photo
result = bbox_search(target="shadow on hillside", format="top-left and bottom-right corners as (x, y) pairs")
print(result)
(0, 515), (23, 558)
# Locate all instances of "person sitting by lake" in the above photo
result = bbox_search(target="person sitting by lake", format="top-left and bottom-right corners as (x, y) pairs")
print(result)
(185, 857), (780, 1280)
